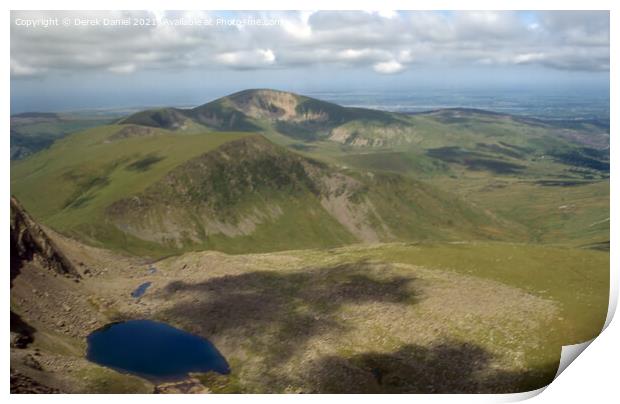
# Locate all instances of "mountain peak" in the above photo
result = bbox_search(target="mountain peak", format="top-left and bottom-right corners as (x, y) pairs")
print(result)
(218, 88), (304, 120)
(227, 88), (302, 99)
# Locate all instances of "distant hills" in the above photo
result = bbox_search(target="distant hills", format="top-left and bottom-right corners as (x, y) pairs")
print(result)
(120, 89), (610, 149)
(10, 89), (609, 256)
(10, 112), (116, 160)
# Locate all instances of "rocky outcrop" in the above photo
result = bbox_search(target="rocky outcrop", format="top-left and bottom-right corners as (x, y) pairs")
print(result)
(10, 197), (80, 354)
(10, 312), (35, 349)
(10, 369), (61, 393)
(154, 377), (210, 394)
(10, 196), (80, 282)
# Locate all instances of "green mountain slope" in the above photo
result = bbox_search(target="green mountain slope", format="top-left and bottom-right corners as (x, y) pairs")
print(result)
(10, 124), (252, 255)
(106, 135), (509, 253)
(11, 125), (506, 256)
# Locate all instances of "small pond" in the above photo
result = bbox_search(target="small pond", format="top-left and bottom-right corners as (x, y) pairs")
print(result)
(131, 282), (151, 298)
(86, 320), (230, 381)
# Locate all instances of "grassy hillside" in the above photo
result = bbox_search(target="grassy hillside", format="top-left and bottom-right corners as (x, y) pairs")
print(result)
(11, 126), (508, 256)
(258, 241), (607, 392)
(11, 125), (252, 255)
(105, 135), (358, 253)
(99, 135), (507, 254)
(332, 145), (609, 248)
(298, 108), (609, 248)
(431, 176), (610, 248)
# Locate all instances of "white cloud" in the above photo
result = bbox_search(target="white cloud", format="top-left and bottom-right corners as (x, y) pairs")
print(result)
(513, 53), (545, 64)
(108, 64), (136, 74)
(11, 60), (44, 77)
(215, 48), (276, 68)
(378, 10), (398, 19)
(373, 60), (404, 74)
(258, 49), (276, 63)
(281, 11), (313, 39)
(9, 10), (609, 79)
(398, 50), (414, 63)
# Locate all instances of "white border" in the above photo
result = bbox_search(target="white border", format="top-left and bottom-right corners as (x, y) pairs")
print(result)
(3, 1), (617, 403)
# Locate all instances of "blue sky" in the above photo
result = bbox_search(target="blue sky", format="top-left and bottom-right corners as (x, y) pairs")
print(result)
(10, 10), (609, 112)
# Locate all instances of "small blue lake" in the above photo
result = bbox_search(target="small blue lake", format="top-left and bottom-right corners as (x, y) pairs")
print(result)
(86, 320), (230, 381)
(131, 282), (151, 298)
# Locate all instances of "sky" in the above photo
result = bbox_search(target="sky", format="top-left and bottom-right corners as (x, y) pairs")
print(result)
(10, 10), (610, 113)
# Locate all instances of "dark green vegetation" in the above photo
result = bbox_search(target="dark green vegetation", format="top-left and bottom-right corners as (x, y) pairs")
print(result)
(10, 112), (118, 160)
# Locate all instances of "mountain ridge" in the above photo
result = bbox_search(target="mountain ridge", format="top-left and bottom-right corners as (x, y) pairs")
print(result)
(118, 88), (609, 150)
(120, 89), (413, 142)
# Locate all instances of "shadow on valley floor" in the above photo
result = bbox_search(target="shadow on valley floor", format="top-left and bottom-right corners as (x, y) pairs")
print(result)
(157, 261), (559, 393)
(158, 261), (419, 364)
(304, 340), (558, 393)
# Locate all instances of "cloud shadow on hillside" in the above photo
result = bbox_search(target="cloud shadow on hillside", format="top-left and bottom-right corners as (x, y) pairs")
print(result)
(304, 340), (559, 393)
(157, 261), (419, 364)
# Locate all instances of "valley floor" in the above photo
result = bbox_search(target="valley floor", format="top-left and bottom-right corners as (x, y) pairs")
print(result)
(10, 229), (609, 393)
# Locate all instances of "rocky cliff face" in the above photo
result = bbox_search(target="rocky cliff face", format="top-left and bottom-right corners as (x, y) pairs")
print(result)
(10, 196), (79, 283)
(11, 196), (78, 350)
(10, 197), (82, 393)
